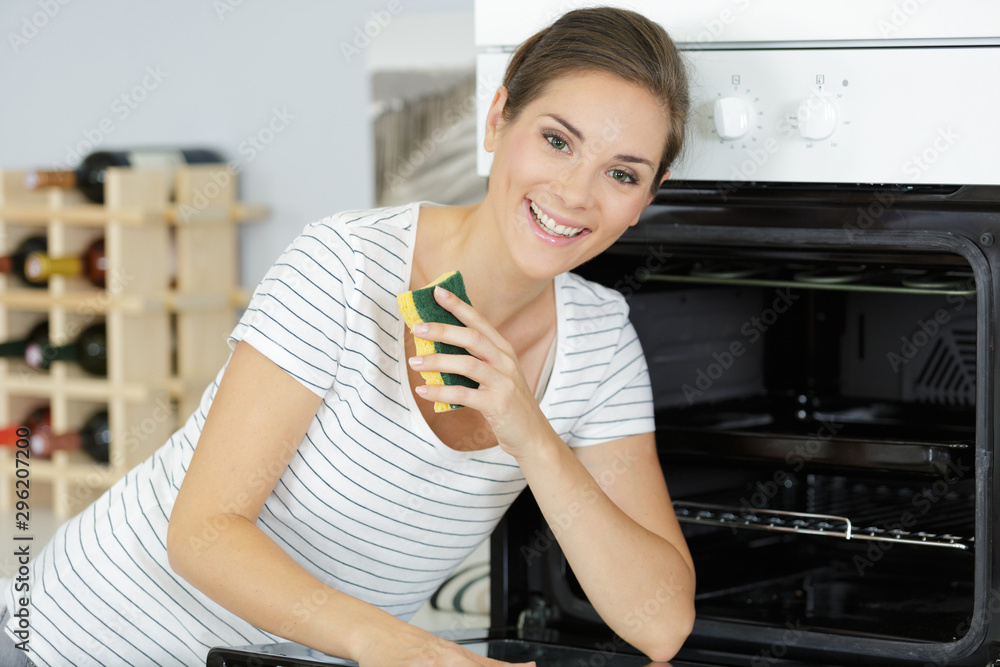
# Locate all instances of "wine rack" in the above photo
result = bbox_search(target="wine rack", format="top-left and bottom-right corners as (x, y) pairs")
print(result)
(0, 165), (265, 519)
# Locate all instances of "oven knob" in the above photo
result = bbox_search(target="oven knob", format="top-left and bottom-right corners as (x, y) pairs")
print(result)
(797, 96), (838, 140)
(713, 97), (753, 140)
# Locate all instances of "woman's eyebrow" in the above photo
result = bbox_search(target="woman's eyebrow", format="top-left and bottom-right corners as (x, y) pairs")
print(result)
(544, 113), (655, 170)
(545, 113), (584, 140)
(615, 153), (654, 169)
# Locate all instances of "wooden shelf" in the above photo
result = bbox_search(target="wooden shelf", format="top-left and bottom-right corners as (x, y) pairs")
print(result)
(0, 201), (267, 226)
(0, 164), (261, 520)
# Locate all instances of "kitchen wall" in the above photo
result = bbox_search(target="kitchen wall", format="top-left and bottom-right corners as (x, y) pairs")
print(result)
(1, 0), (472, 289)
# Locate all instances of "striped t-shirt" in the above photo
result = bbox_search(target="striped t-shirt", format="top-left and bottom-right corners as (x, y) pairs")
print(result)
(3, 202), (655, 666)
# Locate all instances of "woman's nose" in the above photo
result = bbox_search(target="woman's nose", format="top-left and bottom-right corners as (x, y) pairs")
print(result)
(551, 161), (596, 210)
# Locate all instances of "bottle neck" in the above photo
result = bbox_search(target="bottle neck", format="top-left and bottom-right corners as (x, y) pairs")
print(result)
(1, 408), (51, 447)
(24, 170), (77, 191)
(25, 340), (77, 370)
(24, 252), (83, 283)
(0, 322), (46, 358)
(0, 424), (25, 447)
(0, 338), (28, 359)
(31, 430), (81, 457)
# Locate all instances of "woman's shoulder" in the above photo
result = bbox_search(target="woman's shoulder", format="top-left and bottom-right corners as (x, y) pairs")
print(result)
(286, 202), (422, 268)
(310, 202), (421, 237)
(559, 271), (630, 321)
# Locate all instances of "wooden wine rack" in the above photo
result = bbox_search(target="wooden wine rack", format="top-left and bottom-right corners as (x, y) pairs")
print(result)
(0, 165), (265, 519)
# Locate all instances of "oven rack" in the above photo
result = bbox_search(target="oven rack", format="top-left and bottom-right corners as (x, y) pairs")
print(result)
(648, 261), (977, 296)
(673, 501), (973, 550)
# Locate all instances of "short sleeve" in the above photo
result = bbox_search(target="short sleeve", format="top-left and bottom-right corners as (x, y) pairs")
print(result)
(229, 217), (356, 397)
(564, 314), (656, 448)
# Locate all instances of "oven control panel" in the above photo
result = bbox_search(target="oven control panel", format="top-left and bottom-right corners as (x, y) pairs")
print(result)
(477, 46), (1000, 185)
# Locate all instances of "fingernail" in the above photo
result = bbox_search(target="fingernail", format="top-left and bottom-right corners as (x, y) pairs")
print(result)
(408, 356), (423, 367)
(434, 285), (449, 298)
(415, 385), (428, 395)
(412, 323), (429, 335)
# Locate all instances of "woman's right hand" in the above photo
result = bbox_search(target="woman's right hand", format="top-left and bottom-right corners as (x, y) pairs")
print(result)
(353, 621), (534, 666)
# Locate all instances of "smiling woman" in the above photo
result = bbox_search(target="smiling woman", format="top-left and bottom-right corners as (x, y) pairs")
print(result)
(1, 6), (694, 667)
(479, 70), (672, 279)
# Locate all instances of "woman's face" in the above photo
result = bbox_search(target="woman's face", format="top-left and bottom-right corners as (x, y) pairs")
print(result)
(483, 69), (670, 280)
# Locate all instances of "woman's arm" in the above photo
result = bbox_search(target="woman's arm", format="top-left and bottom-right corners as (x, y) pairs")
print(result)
(519, 432), (695, 661)
(167, 342), (532, 666)
(407, 287), (695, 661)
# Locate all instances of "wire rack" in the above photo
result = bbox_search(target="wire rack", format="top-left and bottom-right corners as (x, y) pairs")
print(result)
(674, 482), (975, 550)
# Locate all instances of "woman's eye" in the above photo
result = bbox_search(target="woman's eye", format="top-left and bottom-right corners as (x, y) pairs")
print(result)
(546, 134), (569, 152)
(610, 169), (637, 185)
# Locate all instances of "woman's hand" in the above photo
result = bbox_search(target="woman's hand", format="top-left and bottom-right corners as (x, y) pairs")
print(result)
(354, 620), (534, 666)
(407, 286), (554, 460)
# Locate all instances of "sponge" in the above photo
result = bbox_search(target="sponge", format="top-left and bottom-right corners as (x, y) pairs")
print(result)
(397, 270), (479, 412)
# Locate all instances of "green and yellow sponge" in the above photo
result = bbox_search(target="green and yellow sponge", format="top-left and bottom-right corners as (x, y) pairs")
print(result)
(398, 270), (479, 412)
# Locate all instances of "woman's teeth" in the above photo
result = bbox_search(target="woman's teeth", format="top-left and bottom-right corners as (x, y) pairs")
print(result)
(530, 201), (583, 238)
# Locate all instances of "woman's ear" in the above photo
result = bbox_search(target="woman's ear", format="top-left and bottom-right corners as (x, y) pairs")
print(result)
(483, 86), (509, 153)
(644, 170), (671, 207)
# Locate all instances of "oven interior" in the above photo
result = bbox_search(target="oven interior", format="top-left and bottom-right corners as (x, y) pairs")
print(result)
(495, 218), (991, 660)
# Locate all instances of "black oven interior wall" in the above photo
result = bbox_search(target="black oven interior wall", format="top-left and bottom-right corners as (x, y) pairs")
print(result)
(490, 188), (999, 665)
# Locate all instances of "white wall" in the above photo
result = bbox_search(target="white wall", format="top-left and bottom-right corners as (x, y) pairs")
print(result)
(0, 0), (411, 288)
(368, 10), (475, 72)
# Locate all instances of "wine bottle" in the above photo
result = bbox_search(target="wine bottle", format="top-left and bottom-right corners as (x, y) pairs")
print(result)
(23, 149), (224, 204)
(30, 410), (111, 463)
(0, 235), (47, 288)
(24, 237), (106, 288)
(25, 322), (107, 376)
(0, 407), (50, 449)
(0, 321), (49, 361)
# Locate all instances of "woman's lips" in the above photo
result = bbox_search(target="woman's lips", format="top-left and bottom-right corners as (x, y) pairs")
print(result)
(525, 199), (590, 245)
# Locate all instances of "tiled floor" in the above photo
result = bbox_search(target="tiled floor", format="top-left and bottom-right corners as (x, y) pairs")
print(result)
(0, 506), (491, 634)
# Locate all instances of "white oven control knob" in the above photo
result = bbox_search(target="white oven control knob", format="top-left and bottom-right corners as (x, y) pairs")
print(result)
(713, 97), (752, 140)
(797, 96), (838, 140)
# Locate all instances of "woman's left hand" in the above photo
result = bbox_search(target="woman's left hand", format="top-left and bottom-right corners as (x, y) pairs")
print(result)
(407, 286), (553, 460)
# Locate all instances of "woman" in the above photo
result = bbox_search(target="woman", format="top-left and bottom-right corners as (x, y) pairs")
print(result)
(1, 6), (695, 666)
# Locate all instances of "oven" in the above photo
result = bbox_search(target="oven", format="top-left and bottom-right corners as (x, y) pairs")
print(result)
(496, 181), (999, 666)
(483, 3), (1000, 665)
(206, 4), (1000, 666)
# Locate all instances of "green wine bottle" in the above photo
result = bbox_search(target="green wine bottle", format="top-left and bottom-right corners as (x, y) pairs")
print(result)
(25, 322), (107, 375)
(0, 321), (49, 361)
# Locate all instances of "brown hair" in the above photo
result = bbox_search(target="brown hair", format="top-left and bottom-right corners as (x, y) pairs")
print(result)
(501, 7), (689, 192)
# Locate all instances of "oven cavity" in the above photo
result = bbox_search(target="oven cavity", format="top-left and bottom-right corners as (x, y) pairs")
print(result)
(577, 245), (980, 647)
